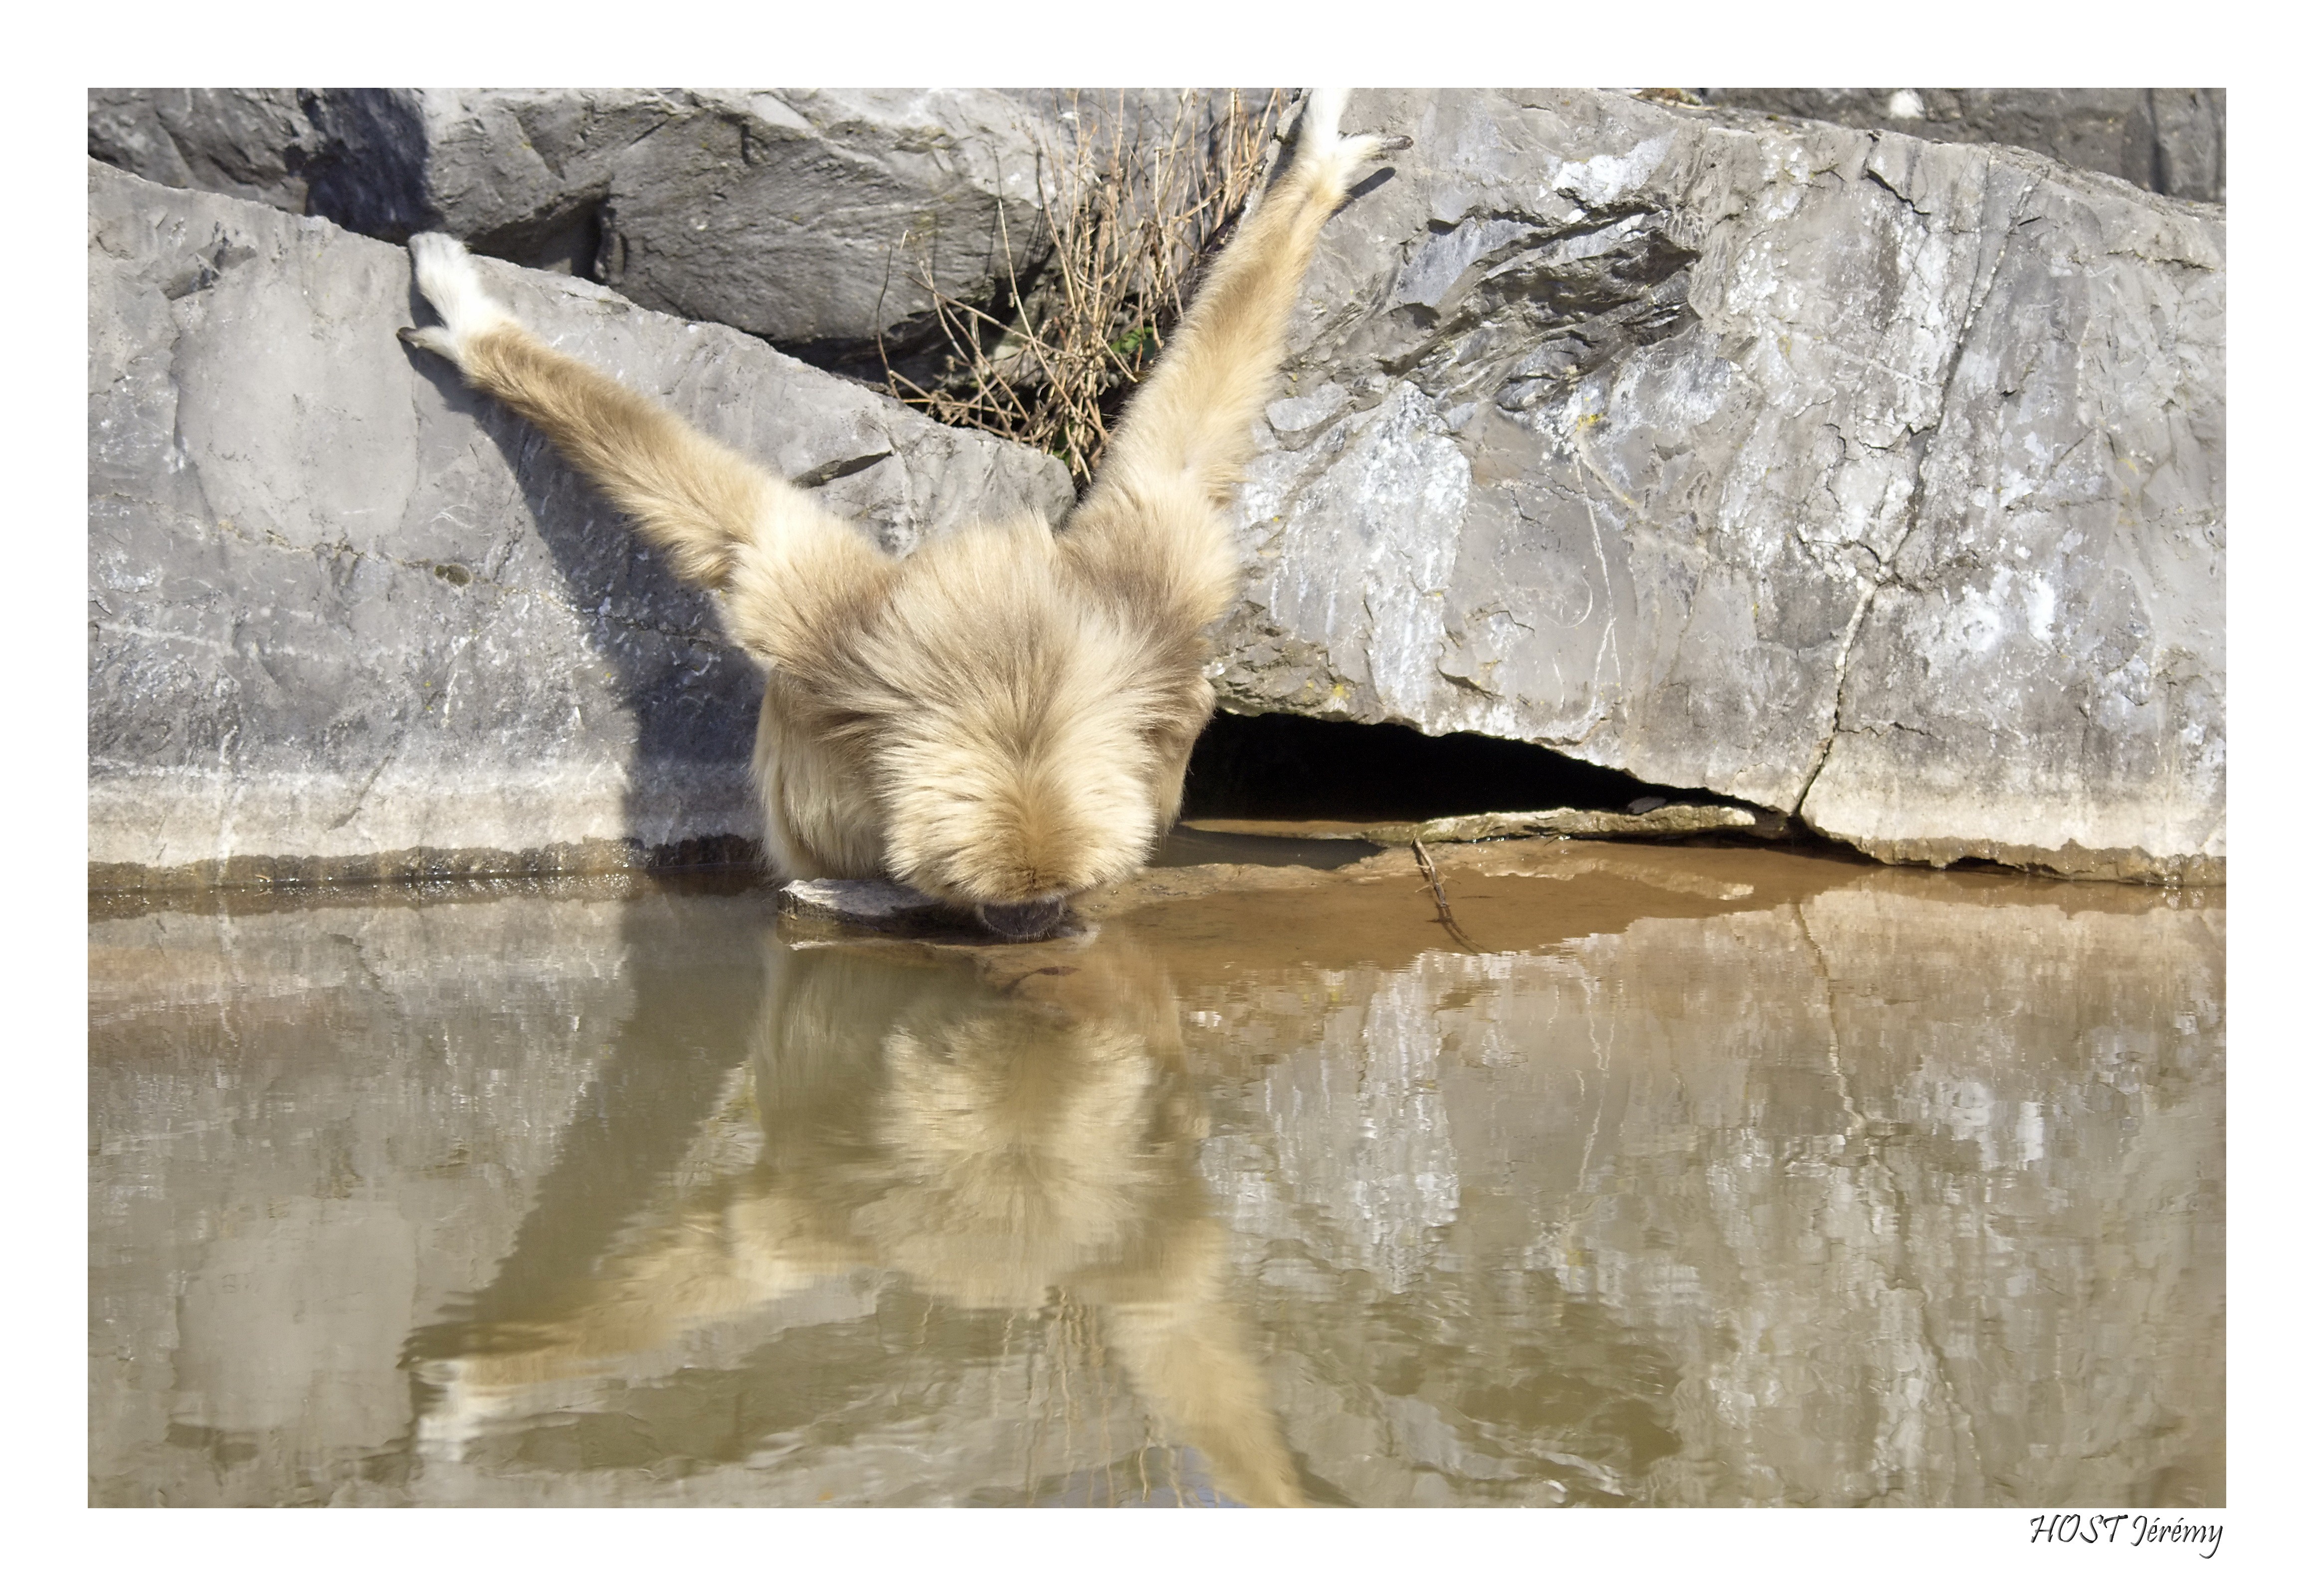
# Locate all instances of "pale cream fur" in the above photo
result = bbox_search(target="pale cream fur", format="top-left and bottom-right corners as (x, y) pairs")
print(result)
(404, 90), (1388, 935)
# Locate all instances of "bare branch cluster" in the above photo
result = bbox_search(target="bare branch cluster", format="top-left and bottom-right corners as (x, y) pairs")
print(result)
(881, 89), (1287, 489)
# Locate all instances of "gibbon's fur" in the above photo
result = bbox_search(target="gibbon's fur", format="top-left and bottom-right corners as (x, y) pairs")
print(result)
(403, 89), (1389, 940)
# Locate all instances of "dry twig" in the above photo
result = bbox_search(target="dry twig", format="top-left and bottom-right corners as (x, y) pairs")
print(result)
(1410, 839), (1486, 955)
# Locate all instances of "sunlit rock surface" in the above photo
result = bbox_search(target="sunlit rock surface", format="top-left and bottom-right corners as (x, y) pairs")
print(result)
(1214, 88), (2224, 882)
(1695, 88), (2225, 204)
(87, 88), (1051, 357)
(89, 93), (2226, 888)
(87, 88), (1270, 364)
(87, 849), (2222, 1506)
(87, 161), (1073, 887)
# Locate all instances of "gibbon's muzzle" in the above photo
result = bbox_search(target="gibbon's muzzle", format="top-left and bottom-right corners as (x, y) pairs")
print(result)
(975, 896), (1072, 942)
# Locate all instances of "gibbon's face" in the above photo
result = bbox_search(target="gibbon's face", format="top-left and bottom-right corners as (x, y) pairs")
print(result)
(849, 522), (1210, 941)
(867, 644), (1208, 940)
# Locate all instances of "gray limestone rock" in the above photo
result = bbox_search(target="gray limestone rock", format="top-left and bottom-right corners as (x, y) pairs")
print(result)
(88, 159), (1075, 888)
(1697, 88), (2226, 204)
(777, 877), (1098, 941)
(1212, 89), (2223, 882)
(86, 88), (1272, 365)
(777, 879), (972, 937)
(1180, 803), (1761, 845)
(89, 89), (326, 213)
(88, 88), (1054, 356)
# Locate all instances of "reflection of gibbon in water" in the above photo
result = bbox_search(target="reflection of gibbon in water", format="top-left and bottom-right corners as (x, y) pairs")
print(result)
(412, 932), (1304, 1507)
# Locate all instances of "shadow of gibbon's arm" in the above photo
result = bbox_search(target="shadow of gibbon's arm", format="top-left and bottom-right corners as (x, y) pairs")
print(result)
(400, 234), (894, 671)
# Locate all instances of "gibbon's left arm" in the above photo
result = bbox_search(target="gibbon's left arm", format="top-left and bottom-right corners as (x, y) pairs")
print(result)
(399, 234), (892, 667)
(1060, 89), (1391, 627)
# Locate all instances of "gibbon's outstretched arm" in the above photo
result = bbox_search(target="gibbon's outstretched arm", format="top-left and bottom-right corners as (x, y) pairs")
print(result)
(1077, 89), (1385, 518)
(1059, 89), (1389, 638)
(399, 235), (891, 667)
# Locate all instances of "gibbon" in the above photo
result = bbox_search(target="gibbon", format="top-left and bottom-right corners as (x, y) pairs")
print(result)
(402, 88), (1390, 941)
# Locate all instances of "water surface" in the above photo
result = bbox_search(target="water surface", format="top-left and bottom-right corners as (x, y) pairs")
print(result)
(88, 841), (2223, 1506)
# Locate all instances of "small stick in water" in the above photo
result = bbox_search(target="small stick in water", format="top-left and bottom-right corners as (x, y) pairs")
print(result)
(1410, 839), (1486, 955)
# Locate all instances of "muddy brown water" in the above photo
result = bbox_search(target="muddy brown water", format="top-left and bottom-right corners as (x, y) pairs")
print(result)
(88, 838), (2224, 1507)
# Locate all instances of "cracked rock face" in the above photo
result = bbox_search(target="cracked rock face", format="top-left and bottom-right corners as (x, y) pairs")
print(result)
(1696, 88), (2225, 205)
(1213, 89), (2223, 882)
(88, 161), (1074, 887)
(87, 88), (1264, 367)
(89, 88), (1055, 359)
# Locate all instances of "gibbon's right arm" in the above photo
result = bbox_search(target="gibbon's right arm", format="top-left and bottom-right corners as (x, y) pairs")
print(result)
(399, 234), (891, 667)
(1060, 88), (1392, 639)
(1091, 89), (1385, 509)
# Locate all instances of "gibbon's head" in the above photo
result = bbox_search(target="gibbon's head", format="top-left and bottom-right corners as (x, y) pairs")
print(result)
(848, 521), (1211, 941)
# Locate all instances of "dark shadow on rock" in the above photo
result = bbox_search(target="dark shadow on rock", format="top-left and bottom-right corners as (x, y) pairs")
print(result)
(403, 333), (767, 877)
(304, 89), (435, 243)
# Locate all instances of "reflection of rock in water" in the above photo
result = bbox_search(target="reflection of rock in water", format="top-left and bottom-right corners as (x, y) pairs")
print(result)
(410, 931), (1306, 1507)
(1189, 869), (2224, 1507)
(87, 890), (648, 1507)
(1224, 964), (1464, 1295)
